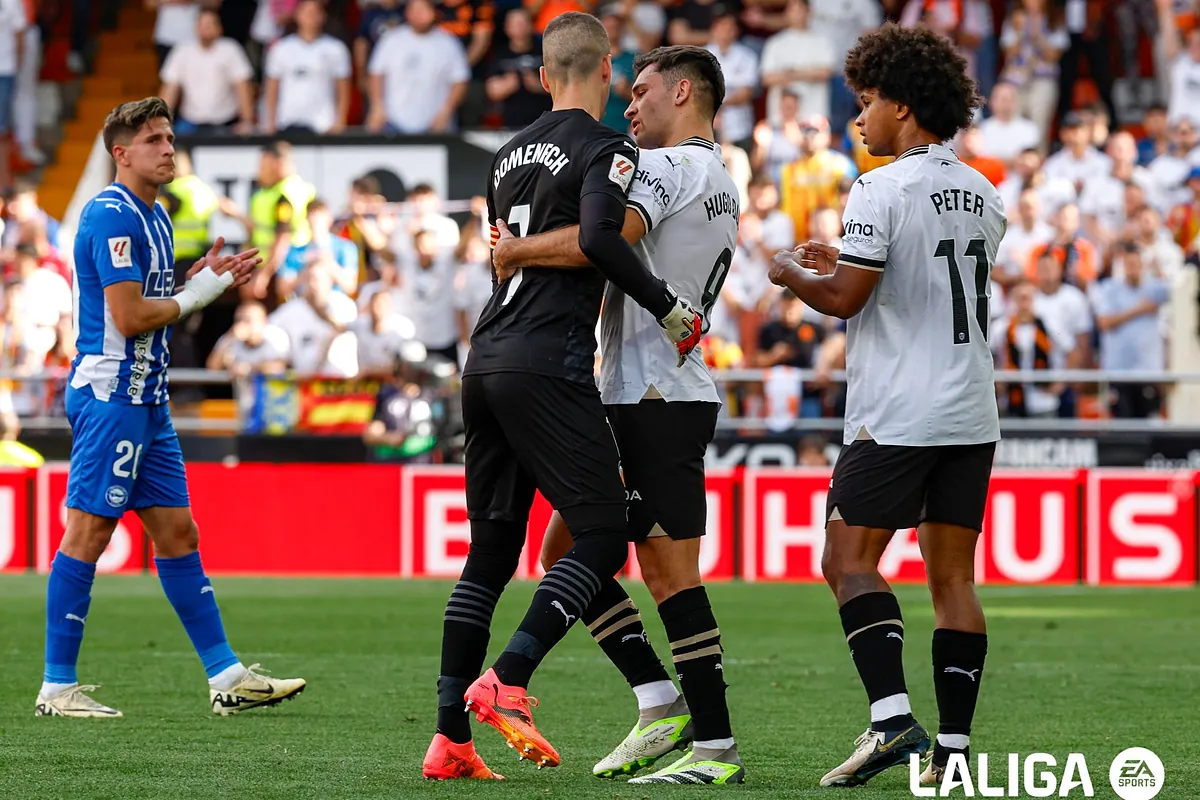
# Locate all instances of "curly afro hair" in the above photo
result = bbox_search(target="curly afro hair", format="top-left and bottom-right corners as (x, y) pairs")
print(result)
(843, 23), (983, 143)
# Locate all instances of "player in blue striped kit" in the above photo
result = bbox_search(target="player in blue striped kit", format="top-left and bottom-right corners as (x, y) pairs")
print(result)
(36, 97), (306, 718)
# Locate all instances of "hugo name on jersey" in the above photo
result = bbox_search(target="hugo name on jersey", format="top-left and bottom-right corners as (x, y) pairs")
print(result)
(70, 184), (176, 405)
(837, 143), (1004, 446)
(600, 138), (739, 405)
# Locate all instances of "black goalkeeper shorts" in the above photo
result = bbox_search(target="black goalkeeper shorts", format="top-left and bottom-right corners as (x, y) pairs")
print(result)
(462, 373), (627, 534)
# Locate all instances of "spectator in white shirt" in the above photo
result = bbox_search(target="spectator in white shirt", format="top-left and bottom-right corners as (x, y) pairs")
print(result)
(208, 300), (289, 374)
(206, 301), (291, 417)
(12, 243), (69, 367)
(392, 184), (460, 259)
(995, 187), (1054, 288)
(263, 0), (352, 135)
(999, 0), (1070, 146)
(1148, 115), (1200, 210)
(399, 229), (461, 367)
(1042, 111), (1113, 197)
(268, 263), (359, 377)
(367, 0), (470, 134)
(160, 10), (256, 135)
(1161, 9), (1200, 125)
(807, 0), (881, 131)
(353, 289), (416, 378)
(1033, 249), (1093, 406)
(453, 234), (492, 348)
(751, 90), (804, 184)
(705, 10), (758, 145)
(1130, 204), (1185, 284)
(148, 0), (199, 69)
(12, 0), (39, 165)
(0, 0), (28, 189)
(1079, 131), (1157, 252)
(759, 0), (834, 125)
(998, 147), (1077, 215)
(978, 81), (1041, 165)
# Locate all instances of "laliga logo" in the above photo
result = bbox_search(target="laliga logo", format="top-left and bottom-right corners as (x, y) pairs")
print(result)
(908, 748), (1164, 798)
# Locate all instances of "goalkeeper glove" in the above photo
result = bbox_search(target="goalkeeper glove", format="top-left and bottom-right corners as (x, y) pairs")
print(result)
(657, 287), (704, 368)
(175, 266), (234, 320)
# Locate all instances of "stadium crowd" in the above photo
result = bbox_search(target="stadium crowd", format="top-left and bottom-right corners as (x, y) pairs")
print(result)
(5, 0), (1200, 438)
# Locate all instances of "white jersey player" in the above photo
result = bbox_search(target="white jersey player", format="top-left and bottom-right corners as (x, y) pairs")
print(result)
(769, 25), (1004, 791)
(491, 45), (746, 786)
(600, 138), (737, 407)
(834, 142), (1005, 447)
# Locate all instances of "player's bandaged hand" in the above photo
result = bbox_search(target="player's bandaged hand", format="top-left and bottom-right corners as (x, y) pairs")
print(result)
(657, 287), (704, 368)
(175, 267), (235, 319)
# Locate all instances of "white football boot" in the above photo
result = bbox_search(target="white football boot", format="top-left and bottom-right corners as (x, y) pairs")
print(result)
(593, 695), (693, 778)
(35, 684), (123, 718)
(210, 664), (306, 715)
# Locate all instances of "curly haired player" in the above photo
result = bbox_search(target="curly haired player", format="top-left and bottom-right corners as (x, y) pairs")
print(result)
(768, 24), (1005, 788)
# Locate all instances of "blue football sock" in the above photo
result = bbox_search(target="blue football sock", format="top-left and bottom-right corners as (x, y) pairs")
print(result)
(44, 552), (97, 685)
(156, 552), (239, 679)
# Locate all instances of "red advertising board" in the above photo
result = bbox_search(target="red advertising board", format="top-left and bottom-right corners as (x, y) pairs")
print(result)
(1086, 470), (1197, 586)
(0, 468), (31, 571)
(12, 463), (1200, 586)
(36, 464), (146, 574)
(401, 466), (553, 580)
(742, 469), (1084, 584)
(740, 468), (931, 583)
(978, 470), (1083, 584)
(186, 462), (403, 575)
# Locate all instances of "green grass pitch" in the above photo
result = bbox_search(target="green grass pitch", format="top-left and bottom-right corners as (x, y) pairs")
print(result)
(0, 576), (1196, 799)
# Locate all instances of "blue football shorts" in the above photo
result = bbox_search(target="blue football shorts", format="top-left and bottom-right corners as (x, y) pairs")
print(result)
(65, 384), (190, 518)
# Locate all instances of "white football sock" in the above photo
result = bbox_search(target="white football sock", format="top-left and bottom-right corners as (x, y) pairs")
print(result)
(937, 733), (970, 750)
(632, 679), (679, 710)
(208, 662), (247, 691)
(870, 693), (912, 725)
(40, 681), (76, 698)
(694, 737), (736, 752)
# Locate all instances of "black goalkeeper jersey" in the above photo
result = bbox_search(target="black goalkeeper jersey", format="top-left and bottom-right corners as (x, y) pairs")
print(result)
(463, 108), (639, 385)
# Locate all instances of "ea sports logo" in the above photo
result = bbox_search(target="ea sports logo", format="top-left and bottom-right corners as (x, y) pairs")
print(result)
(1109, 748), (1164, 800)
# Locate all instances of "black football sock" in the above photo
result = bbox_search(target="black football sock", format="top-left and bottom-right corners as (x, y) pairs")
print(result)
(436, 520), (522, 744)
(839, 591), (914, 731)
(659, 586), (733, 745)
(931, 628), (987, 761)
(583, 577), (672, 691)
(493, 531), (627, 688)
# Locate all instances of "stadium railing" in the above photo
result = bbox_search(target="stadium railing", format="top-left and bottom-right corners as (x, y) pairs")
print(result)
(8, 367), (1200, 433)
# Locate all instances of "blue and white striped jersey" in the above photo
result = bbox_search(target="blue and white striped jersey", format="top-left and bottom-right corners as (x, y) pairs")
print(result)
(70, 183), (177, 404)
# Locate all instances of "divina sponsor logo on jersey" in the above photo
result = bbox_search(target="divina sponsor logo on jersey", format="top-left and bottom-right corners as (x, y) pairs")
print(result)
(492, 142), (570, 188)
(703, 191), (738, 222)
(844, 219), (874, 237)
(908, 748), (1164, 797)
(635, 167), (671, 208)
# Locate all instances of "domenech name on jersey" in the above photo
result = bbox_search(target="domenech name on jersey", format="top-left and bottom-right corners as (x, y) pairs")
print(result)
(493, 142), (570, 188)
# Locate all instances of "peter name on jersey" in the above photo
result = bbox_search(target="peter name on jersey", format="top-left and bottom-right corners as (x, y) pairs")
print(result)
(493, 142), (571, 189)
(929, 187), (985, 218)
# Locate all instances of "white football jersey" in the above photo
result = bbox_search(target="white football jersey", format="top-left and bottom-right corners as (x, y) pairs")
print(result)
(838, 142), (1005, 446)
(599, 138), (740, 405)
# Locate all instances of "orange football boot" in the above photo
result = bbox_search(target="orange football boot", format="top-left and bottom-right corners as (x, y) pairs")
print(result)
(463, 668), (561, 768)
(422, 733), (504, 780)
